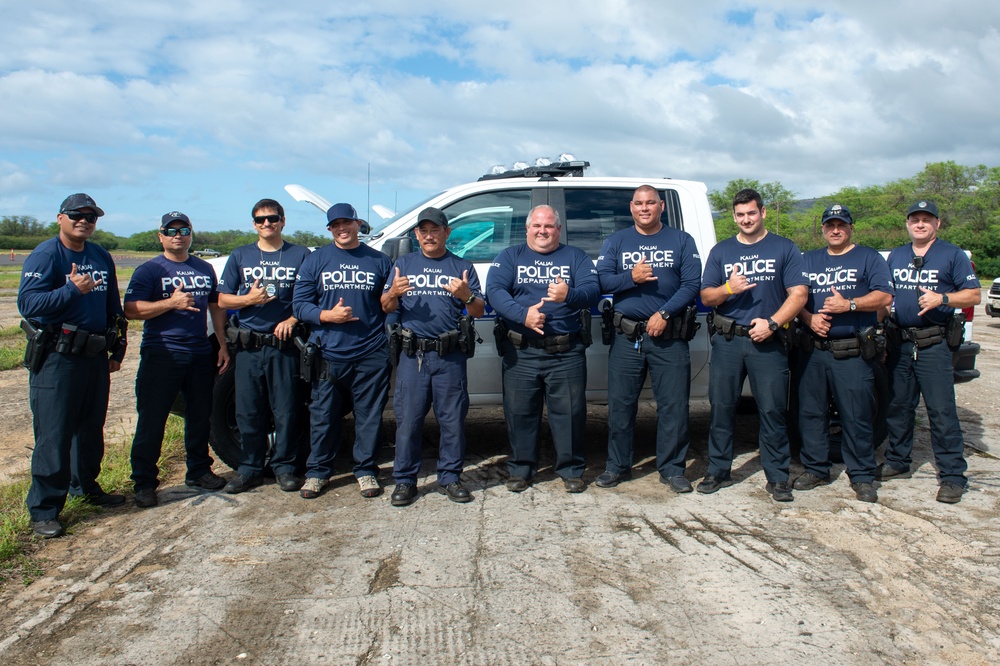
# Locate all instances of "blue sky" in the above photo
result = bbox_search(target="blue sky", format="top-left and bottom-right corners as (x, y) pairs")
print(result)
(3, 1), (999, 236)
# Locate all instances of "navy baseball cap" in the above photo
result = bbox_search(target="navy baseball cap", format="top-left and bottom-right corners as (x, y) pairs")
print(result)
(160, 211), (192, 229)
(821, 204), (853, 225)
(417, 207), (449, 227)
(59, 193), (105, 217)
(906, 200), (939, 218)
(326, 203), (359, 224)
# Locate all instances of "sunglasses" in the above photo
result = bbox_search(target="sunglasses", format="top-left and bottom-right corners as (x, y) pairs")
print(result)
(65, 212), (98, 224)
(161, 227), (192, 237)
(253, 214), (282, 225)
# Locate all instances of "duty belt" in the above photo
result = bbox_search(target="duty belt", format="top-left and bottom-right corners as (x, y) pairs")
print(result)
(507, 330), (581, 354)
(230, 326), (296, 351)
(43, 323), (110, 357)
(812, 335), (861, 357)
(898, 324), (946, 346)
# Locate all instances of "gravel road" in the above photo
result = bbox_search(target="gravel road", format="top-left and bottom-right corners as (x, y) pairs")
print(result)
(0, 292), (998, 664)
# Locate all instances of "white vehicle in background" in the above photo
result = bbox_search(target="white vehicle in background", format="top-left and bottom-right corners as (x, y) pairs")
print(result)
(987, 277), (1000, 317)
(205, 159), (719, 466)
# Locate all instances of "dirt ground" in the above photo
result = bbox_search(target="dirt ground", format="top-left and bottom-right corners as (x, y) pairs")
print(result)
(0, 289), (998, 664)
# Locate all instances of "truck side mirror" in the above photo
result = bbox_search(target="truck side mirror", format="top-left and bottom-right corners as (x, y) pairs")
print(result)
(381, 237), (413, 261)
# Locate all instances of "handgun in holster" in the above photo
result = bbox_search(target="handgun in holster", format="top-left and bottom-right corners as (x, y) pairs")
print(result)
(600, 302), (614, 346)
(458, 315), (481, 358)
(578, 310), (593, 348)
(294, 335), (317, 381)
(493, 319), (509, 356)
(856, 326), (879, 361)
(20, 319), (49, 373)
(106, 314), (128, 360)
(388, 323), (403, 367)
(945, 312), (966, 351)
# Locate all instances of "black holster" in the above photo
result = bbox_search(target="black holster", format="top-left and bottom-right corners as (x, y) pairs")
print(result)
(294, 336), (318, 381)
(388, 323), (402, 368)
(946, 312), (966, 351)
(600, 301), (614, 346)
(493, 319), (509, 356)
(857, 326), (879, 361)
(21, 319), (49, 373)
(578, 310), (593, 348)
(458, 315), (481, 358)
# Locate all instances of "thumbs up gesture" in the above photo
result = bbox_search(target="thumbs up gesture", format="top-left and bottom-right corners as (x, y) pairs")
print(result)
(388, 267), (412, 299)
(546, 275), (569, 303)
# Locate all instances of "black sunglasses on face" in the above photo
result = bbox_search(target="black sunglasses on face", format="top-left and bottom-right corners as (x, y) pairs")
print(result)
(65, 212), (98, 224)
(253, 214), (282, 225)
(161, 227), (192, 237)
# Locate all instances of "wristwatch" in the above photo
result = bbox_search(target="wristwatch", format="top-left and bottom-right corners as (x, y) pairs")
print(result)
(657, 309), (670, 321)
(941, 293), (950, 306)
(849, 298), (857, 312)
(464, 293), (476, 305)
(767, 317), (779, 332)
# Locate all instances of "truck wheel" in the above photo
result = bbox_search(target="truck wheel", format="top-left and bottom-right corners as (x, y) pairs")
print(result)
(209, 362), (242, 470)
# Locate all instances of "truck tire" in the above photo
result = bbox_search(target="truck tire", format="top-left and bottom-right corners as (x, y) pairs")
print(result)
(209, 362), (242, 470)
(208, 361), (314, 473)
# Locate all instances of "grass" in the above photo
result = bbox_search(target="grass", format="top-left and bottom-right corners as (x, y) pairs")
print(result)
(0, 415), (187, 586)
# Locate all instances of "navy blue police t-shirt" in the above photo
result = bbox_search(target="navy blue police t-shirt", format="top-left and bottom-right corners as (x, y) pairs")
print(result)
(887, 239), (979, 328)
(487, 243), (600, 338)
(292, 243), (392, 362)
(124, 254), (219, 354)
(18, 237), (124, 334)
(596, 225), (701, 320)
(701, 232), (809, 325)
(803, 244), (893, 338)
(385, 250), (482, 340)
(218, 241), (311, 333)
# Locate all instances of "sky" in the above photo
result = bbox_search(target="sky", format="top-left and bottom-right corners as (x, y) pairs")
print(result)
(2, 0), (999, 236)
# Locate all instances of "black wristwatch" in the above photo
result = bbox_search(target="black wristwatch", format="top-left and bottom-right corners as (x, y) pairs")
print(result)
(657, 309), (670, 321)
(464, 293), (476, 305)
(941, 293), (950, 306)
(767, 317), (779, 332)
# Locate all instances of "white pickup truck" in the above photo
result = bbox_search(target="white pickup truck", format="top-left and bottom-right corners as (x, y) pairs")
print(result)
(202, 161), (981, 467)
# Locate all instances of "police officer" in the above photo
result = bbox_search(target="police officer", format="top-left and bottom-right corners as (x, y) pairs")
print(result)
(292, 203), (392, 500)
(882, 200), (981, 503)
(218, 198), (311, 494)
(594, 185), (701, 492)
(381, 207), (485, 506)
(793, 205), (893, 503)
(487, 204), (600, 493)
(125, 212), (231, 508)
(17, 193), (127, 538)
(699, 188), (808, 502)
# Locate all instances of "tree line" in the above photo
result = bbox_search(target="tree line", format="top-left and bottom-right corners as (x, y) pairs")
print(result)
(708, 161), (1000, 278)
(0, 223), (332, 254)
(3, 161), (997, 277)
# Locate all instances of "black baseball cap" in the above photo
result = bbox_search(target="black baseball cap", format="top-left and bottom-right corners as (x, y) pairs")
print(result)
(906, 200), (939, 218)
(59, 193), (105, 217)
(417, 207), (449, 227)
(160, 211), (192, 229)
(821, 204), (853, 225)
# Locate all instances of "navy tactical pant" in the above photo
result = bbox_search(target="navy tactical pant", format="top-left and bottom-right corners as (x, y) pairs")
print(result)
(605, 331), (690, 478)
(26, 352), (110, 522)
(130, 346), (216, 490)
(306, 347), (390, 480)
(234, 344), (302, 478)
(392, 349), (469, 486)
(707, 334), (791, 484)
(884, 339), (967, 485)
(795, 347), (877, 483)
(501, 340), (587, 481)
